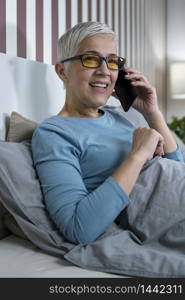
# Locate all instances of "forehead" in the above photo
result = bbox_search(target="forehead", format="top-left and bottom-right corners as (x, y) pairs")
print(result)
(77, 35), (117, 55)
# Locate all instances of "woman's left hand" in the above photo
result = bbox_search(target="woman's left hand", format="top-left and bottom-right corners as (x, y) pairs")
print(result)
(124, 67), (160, 116)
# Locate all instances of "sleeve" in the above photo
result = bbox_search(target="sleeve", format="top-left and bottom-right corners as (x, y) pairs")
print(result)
(31, 124), (130, 245)
(162, 143), (185, 162)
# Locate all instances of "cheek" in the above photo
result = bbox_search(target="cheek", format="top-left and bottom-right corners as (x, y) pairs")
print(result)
(76, 70), (93, 87)
(69, 72), (87, 87)
(68, 64), (90, 84)
(76, 78), (90, 91)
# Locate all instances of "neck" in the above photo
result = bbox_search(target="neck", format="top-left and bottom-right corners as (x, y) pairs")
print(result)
(58, 101), (102, 118)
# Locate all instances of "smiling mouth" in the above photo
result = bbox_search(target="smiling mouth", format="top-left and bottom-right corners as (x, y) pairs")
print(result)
(89, 82), (108, 88)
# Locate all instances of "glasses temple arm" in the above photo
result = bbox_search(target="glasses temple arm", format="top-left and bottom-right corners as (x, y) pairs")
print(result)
(61, 55), (82, 63)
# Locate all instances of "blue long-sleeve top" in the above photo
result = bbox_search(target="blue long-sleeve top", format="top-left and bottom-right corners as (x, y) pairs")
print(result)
(31, 107), (184, 244)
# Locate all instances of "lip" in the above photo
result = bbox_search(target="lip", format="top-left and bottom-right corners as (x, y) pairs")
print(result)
(89, 85), (107, 94)
(89, 81), (109, 88)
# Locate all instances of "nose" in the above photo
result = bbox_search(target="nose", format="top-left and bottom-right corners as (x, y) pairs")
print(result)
(96, 59), (111, 75)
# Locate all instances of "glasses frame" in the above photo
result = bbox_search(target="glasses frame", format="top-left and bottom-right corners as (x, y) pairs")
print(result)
(61, 53), (126, 70)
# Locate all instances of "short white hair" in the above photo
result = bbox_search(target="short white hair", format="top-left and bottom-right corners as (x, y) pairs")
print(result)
(57, 21), (117, 63)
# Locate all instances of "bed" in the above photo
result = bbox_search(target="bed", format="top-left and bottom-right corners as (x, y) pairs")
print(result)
(1, 52), (185, 279)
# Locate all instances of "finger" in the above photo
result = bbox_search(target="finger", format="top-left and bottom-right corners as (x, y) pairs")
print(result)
(155, 146), (164, 156)
(155, 139), (165, 156)
(155, 143), (164, 155)
(125, 73), (148, 83)
(130, 80), (153, 90)
(124, 67), (141, 74)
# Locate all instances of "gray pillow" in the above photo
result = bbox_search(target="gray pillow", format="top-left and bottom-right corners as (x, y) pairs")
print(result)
(0, 141), (74, 255)
(0, 141), (59, 241)
(0, 112), (38, 239)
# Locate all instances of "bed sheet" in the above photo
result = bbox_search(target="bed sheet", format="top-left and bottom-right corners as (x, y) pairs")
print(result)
(0, 235), (123, 278)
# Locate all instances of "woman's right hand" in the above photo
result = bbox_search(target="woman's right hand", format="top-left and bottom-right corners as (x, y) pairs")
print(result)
(112, 127), (164, 195)
(130, 127), (165, 164)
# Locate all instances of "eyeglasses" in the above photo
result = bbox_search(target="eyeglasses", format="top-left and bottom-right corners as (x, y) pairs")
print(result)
(61, 53), (126, 70)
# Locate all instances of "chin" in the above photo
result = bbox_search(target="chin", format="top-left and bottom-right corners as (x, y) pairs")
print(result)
(84, 94), (109, 108)
(96, 95), (109, 106)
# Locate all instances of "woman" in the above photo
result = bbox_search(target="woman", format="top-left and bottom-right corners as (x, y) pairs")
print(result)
(31, 21), (184, 245)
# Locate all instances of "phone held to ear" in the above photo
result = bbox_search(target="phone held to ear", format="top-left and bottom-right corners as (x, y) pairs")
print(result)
(114, 69), (137, 112)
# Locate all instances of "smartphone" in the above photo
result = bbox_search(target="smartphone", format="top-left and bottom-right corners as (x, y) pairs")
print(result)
(114, 69), (137, 112)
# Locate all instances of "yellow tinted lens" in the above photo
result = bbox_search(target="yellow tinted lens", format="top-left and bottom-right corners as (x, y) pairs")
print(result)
(82, 55), (100, 68)
(107, 57), (119, 70)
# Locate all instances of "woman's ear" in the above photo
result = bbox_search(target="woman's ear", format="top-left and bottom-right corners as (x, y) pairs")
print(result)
(55, 62), (68, 83)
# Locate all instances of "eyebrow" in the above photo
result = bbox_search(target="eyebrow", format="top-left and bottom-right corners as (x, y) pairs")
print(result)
(83, 50), (118, 57)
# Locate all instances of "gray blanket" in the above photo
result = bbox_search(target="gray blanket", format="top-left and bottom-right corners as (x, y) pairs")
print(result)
(65, 156), (185, 277)
(1, 141), (185, 277)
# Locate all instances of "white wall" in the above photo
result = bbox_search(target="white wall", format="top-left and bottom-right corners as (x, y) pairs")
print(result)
(166, 0), (185, 122)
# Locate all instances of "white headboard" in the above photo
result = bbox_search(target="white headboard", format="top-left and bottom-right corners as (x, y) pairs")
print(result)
(0, 53), (66, 140)
(0, 53), (120, 140)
